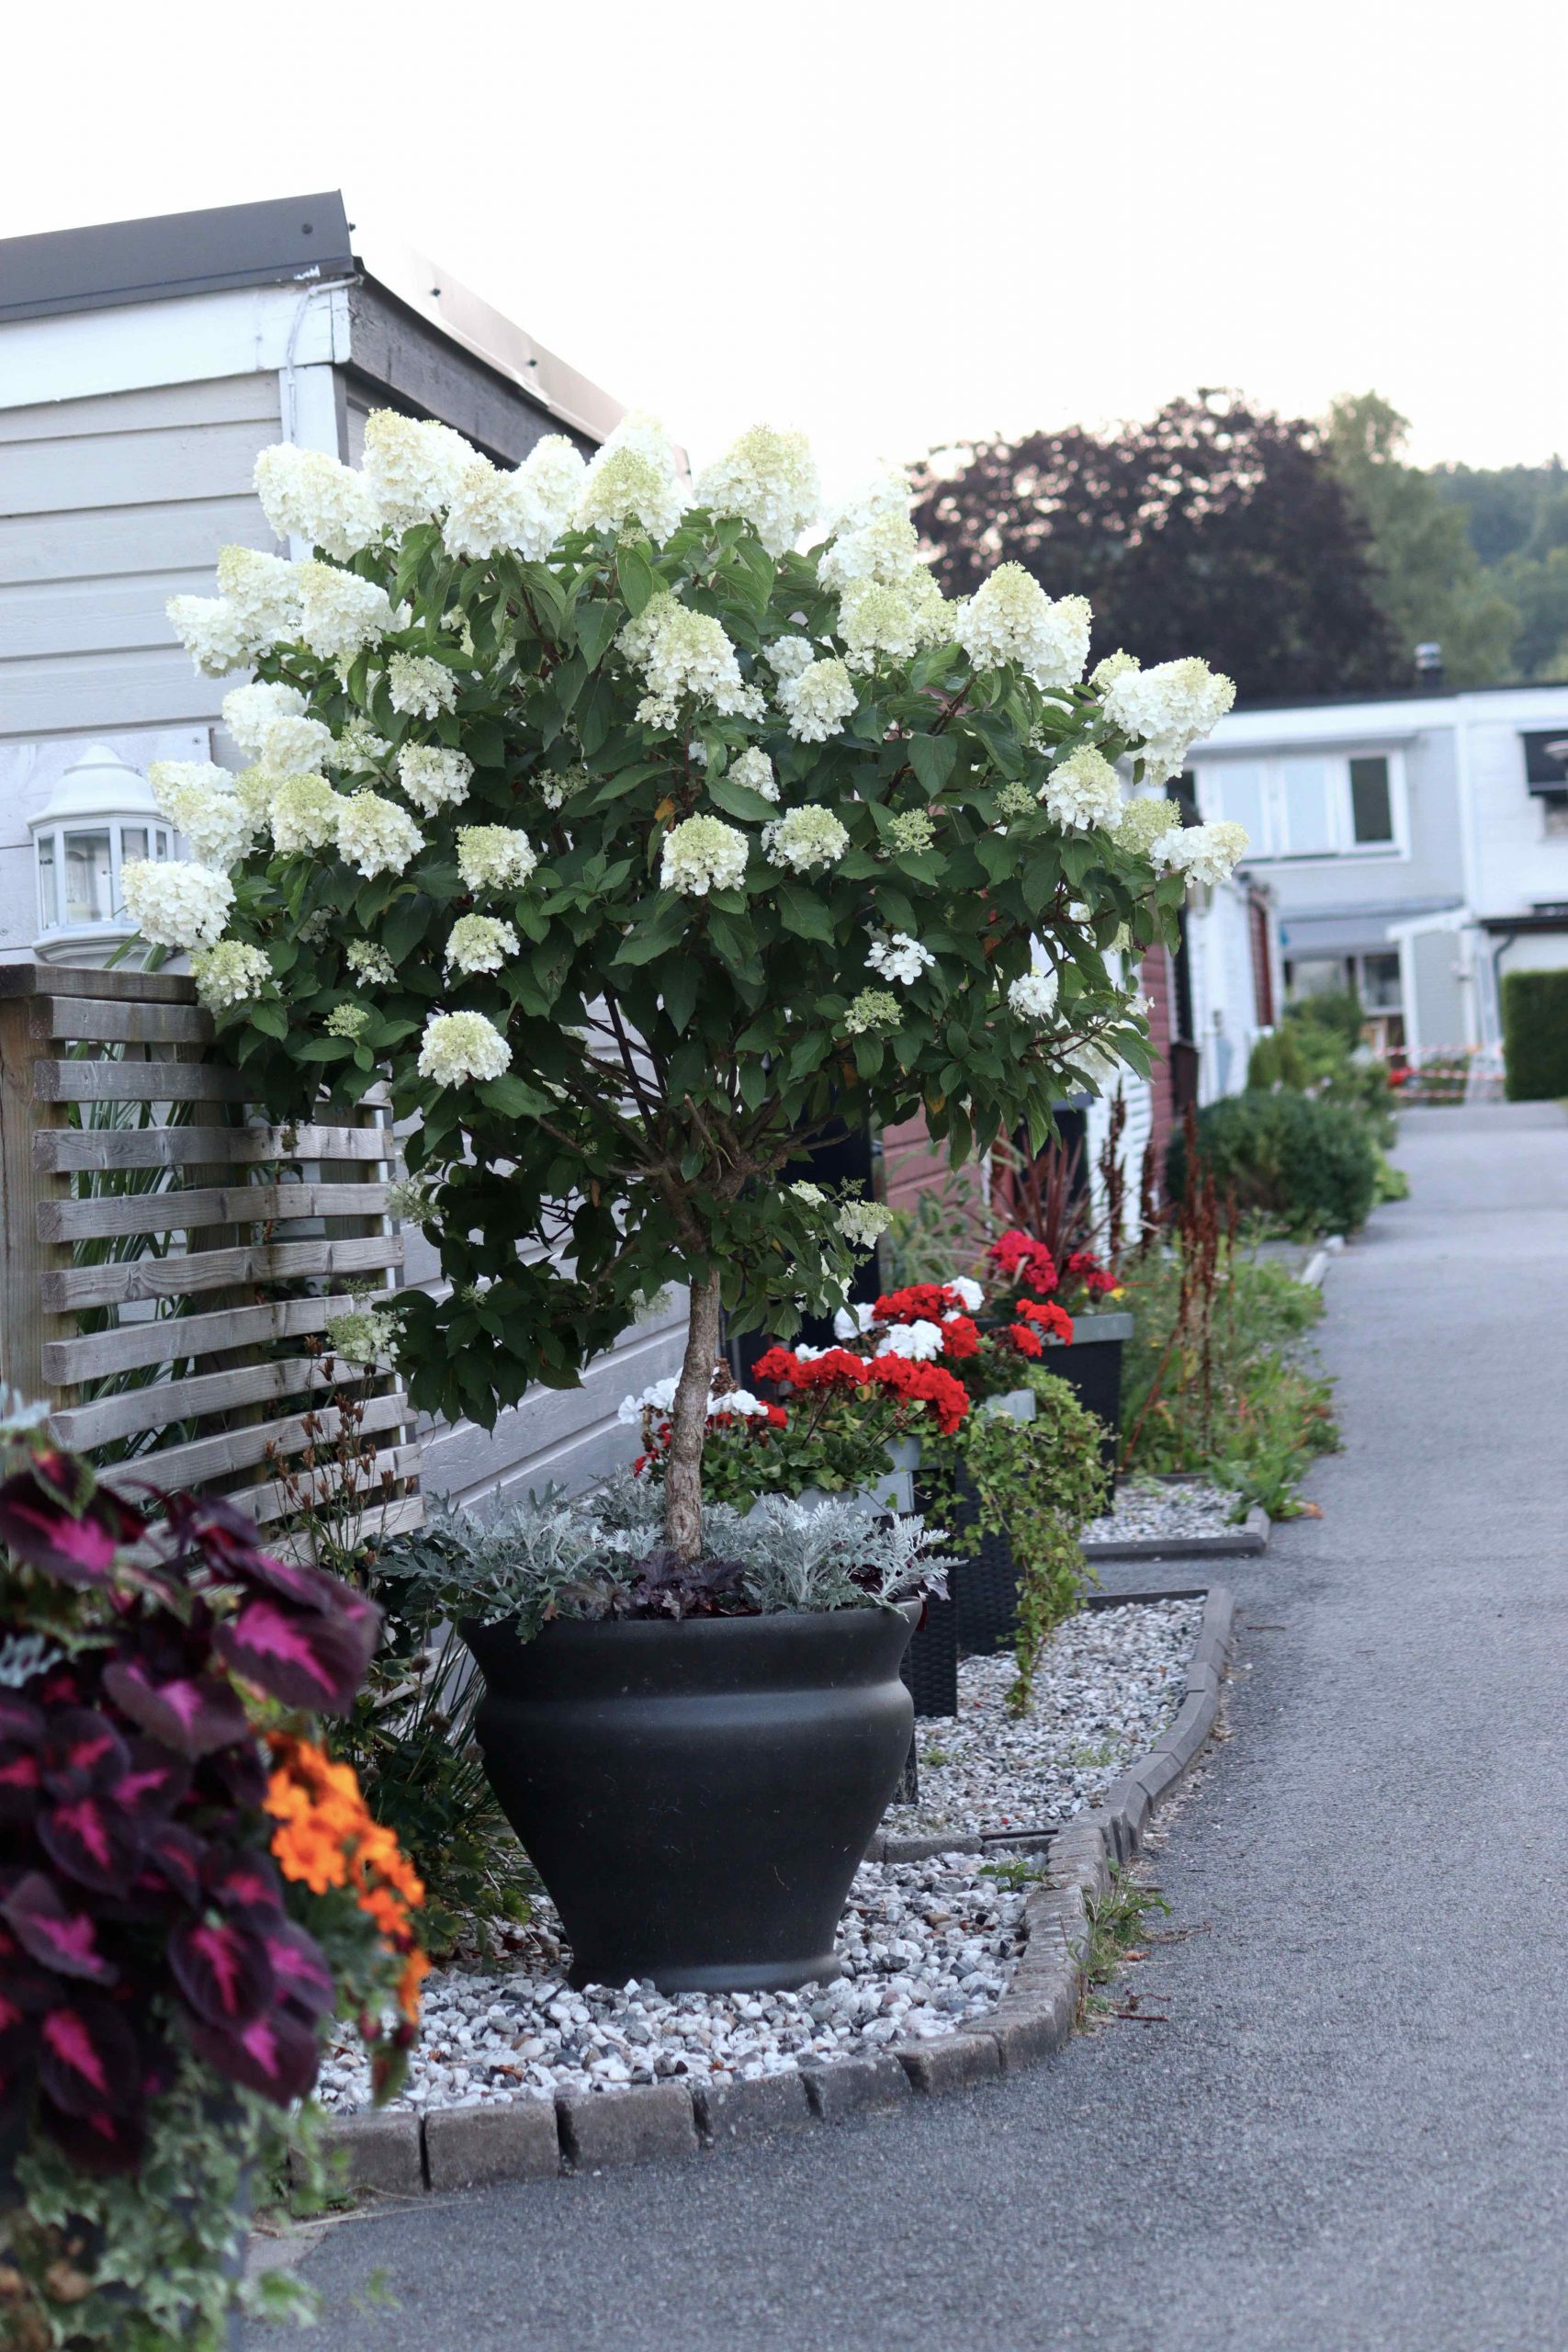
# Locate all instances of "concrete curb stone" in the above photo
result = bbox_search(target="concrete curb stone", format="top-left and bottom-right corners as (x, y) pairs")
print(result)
(321, 1581), (1235, 2199)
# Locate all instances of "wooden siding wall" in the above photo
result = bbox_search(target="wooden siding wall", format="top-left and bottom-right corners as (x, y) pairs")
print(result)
(0, 964), (419, 1546)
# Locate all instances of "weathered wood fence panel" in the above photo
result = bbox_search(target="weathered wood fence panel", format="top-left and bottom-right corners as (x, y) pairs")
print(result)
(0, 964), (421, 1544)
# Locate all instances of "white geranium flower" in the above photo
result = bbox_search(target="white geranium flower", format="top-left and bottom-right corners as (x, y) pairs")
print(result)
(388, 652), (458, 718)
(190, 941), (272, 1012)
(397, 744), (474, 816)
(876, 1317), (945, 1361)
(777, 656), (857, 743)
(362, 411), (475, 533)
(445, 914), (520, 976)
(695, 424), (820, 556)
(833, 1301), (877, 1340)
(296, 562), (399, 662)
(948, 1276), (985, 1313)
(574, 413), (686, 543)
(1102, 656), (1236, 784)
(122, 860), (233, 951)
(661, 814), (749, 897)
(336, 792), (423, 878)
(269, 775), (343, 854)
(1042, 746), (1122, 833)
(417, 1009), (512, 1086)
(254, 444), (383, 560)
(956, 565), (1091, 690)
(728, 748), (779, 803)
(457, 826), (537, 893)
(763, 806), (850, 874)
(866, 931), (936, 986)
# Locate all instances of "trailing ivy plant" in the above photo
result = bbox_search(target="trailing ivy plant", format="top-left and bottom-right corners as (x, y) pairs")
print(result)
(139, 414), (1245, 1560)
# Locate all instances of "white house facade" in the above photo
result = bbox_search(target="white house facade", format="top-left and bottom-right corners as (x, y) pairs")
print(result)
(1188, 684), (1568, 1058)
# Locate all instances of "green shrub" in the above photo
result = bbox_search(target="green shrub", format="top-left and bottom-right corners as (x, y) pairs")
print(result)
(1501, 968), (1568, 1100)
(1167, 1089), (1379, 1237)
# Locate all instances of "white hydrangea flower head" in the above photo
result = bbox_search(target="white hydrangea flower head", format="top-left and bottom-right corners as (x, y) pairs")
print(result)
(1090, 649), (1141, 693)
(1008, 969), (1060, 1023)
(618, 591), (763, 728)
(221, 682), (306, 760)
(789, 1180), (828, 1207)
(296, 562), (399, 663)
(836, 569), (950, 673)
(538, 764), (590, 812)
(387, 652), (458, 719)
(232, 767), (278, 828)
(948, 1275), (985, 1313)
(269, 775), (343, 855)
(346, 940), (398, 985)
(147, 763), (254, 870)
(417, 1009), (512, 1086)
(877, 1317), (944, 1361)
(763, 805), (850, 874)
(443, 436), (583, 561)
(728, 747), (779, 803)
(261, 713), (336, 775)
(695, 424), (820, 557)
(1102, 656), (1237, 784)
(457, 826), (537, 893)
(1069, 1041), (1122, 1091)
(955, 565), (1091, 690)
(764, 635), (816, 682)
(1116, 795), (1180, 856)
(325, 1002), (371, 1040)
(838, 1198), (893, 1249)
(1159, 820), (1249, 887)
(866, 931), (936, 986)
(445, 913), (520, 976)
(1042, 746), (1122, 833)
(818, 472), (921, 591)
(166, 595), (250, 677)
(324, 1306), (396, 1365)
(190, 941), (272, 1012)
(254, 444), (382, 561)
(329, 722), (391, 775)
(336, 792), (424, 878)
(394, 746), (474, 820)
(574, 413), (686, 544)
(121, 860), (233, 951)
(215, 546), (304, 651)
(362, 411), (475, 533)
(777, 656), (858, 743)
(660, 814), (749, 897)
(885, 808), (936, 854)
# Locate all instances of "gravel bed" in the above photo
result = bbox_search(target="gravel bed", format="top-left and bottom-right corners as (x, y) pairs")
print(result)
(320, 1597), (1201, 2113)
(1082, 1476), (1244, 1547)
(319, 1853), (1022, 2113)
(886, 1596), (1201, 1839)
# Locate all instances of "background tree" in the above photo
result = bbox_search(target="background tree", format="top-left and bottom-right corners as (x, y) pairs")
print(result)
(1434, 455), (1568, 681)
(911, 390), (1403, 705)
(1325, 392), (1518, 686)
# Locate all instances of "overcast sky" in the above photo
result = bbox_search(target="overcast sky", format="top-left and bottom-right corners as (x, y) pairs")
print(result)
(6, 0), (1562, 495)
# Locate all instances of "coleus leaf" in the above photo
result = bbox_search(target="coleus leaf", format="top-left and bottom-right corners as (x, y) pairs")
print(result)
(35, 2091), (145, 2177)
(205, 1846), (285, 1921)
(109, 1738), (191, 1824)
(0, 1736), (41, 1823)
(39, 1995), (141, 2118)
(37, 1791), (143, 1897)
(102, 1657), (253, 1758)
(40, 1708), (128, 1798)
(189, 2004), (320, 2105)
(0, 1468), (142, 1587)
(215, 1593), (378, 1715)
(170, 1917), (274, 2026)
(138, 1823), (204, 1909)
(2, 1871), (119, 1984)
(262, 1920), (337, 2019)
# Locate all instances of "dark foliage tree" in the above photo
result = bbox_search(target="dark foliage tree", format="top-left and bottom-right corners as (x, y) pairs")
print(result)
(911, 390), (1404, 704)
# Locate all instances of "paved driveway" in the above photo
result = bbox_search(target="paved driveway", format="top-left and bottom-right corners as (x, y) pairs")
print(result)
(246, 1103), (1568, 2352)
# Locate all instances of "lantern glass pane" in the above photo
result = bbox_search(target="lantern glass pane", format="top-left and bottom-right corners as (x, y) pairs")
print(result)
(38, 834), (58, 928)
(63, 830), (113, 925)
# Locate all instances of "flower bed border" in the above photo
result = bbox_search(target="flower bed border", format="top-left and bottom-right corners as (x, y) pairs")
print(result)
(304, 1583), (1235, 2199)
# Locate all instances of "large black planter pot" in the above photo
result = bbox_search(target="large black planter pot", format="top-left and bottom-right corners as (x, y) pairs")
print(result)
(1050, 1310), (1134, 1503)
(463, 1605), (918, 1995)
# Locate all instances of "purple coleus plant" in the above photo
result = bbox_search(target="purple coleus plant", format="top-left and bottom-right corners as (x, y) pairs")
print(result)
(0, 1451), (381, 2174)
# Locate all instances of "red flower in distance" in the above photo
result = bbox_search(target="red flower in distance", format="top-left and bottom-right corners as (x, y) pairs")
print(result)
(1007, 1322), (1044, 1359)
(1018, 1298), (1074, 1344)
(987, 1230), (1058, 1294)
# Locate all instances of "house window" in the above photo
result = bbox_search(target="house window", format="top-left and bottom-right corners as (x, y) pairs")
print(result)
(1198, 749), (1405, 860)
(1359, 950), (1402, 1011)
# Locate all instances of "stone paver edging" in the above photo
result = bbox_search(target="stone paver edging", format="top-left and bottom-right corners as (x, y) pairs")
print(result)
(308, 1584), (1235, 2199)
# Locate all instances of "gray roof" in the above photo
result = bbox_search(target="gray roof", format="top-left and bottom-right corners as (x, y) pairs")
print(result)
(0, 193), (355, 322)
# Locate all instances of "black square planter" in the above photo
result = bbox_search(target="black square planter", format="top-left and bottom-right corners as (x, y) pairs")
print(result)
(1047, 1313), (1133, 1505)
(900, 1587), (957, 1718)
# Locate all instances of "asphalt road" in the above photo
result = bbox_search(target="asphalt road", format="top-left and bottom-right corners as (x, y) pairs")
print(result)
(246, 1102), (1568, 2352)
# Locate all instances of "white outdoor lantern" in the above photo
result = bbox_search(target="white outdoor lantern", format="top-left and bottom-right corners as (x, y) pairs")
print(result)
(29, 745), (173, 966)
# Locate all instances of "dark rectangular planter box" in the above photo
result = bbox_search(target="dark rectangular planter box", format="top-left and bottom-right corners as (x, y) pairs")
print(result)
(1048, 1310), (1133, 1503)
(900, 1586), (957, 1718)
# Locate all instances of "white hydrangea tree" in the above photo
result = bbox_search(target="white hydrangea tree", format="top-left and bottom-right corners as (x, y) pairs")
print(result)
(144, 410), (1244, 1559)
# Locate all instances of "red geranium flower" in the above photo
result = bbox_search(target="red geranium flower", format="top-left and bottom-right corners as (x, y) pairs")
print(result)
(987, 1230), (1058, 1294)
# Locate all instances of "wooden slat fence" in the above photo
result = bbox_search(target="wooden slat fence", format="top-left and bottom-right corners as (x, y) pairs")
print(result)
(0, 963), (422, 1552)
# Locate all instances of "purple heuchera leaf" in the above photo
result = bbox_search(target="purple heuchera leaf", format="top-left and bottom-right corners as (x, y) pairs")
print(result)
(214, 1594), (378, 1714)
(101, 1657), (253, 1758)
(3, 1872), (119, 1985)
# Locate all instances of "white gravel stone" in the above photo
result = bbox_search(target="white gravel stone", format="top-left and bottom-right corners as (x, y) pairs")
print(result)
(1082, 1477), (1243, 1548)
(318, 1598), (1198, 2114)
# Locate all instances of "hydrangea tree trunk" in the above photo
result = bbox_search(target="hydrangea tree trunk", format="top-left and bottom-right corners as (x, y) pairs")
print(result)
(663, 1267), (723, 1560)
